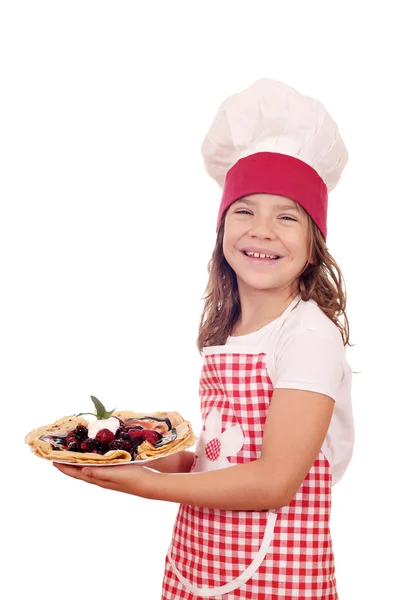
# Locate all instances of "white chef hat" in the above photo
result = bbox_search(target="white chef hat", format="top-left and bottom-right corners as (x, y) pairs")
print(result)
(201, 78), (348, 239)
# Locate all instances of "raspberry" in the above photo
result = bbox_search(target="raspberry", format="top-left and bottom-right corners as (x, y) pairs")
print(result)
(128, 429), (144, 441)
(80, 438), (96, 452)
(75, 425), (89, 441)
(66, 434), (78, 445)
(142, 430), (162, 446)
(67, 440), (81, 452)
(108, 439), (132, 453)
(95, 429), (115, 445)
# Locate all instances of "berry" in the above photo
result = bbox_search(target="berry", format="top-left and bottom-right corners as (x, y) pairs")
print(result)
(75, 425), (89, 441)
(129, 438), (143, 452)
(66, 434), (78, 445)
(142, 430), (162, 446)
(108, 439), (132, 453)
(67, 441), (81, 452)
(91, 438), (105, 453)
(128, 429), (144, 441)
(95, 429), (115, 445)
(80, 438), (96, 452)
(116, 427), (128, 439)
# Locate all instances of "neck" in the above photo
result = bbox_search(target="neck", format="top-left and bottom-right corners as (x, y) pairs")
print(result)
(233, 285), (298, 335)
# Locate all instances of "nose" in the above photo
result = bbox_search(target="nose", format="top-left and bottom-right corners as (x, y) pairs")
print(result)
(248, 215), (276, 239)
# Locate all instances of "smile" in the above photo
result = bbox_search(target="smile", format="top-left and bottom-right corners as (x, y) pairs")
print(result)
(241, 251), (282, 264)
(243, 251), (280, 259)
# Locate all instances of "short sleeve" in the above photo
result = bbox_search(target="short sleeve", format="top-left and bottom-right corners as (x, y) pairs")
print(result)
(273, 326), (345, 401)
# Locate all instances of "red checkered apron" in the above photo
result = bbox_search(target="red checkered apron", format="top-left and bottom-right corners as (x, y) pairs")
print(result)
(162, 351), (338, 599)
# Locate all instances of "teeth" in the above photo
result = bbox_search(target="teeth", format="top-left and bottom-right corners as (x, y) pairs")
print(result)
(245, 251), (279, 259)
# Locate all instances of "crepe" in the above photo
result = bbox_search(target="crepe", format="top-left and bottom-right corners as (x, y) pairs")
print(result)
(112, 410), (184, 428)
(25, 410), (196, 465)
(136, 422), (197, 459)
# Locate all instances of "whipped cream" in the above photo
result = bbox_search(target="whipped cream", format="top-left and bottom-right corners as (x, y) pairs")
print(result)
(88, 417), (120, 439)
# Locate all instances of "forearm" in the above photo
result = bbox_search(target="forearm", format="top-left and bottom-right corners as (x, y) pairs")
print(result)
(147, 450), (195, 474)
(148, 459), (284, 510)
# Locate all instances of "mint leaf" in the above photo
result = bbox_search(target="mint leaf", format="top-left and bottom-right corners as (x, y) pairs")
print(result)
(90, 395), (107, 418)
(104, 408), (117, 419)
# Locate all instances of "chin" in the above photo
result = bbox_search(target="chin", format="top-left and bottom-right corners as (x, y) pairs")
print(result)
(238, 275), (283, 291)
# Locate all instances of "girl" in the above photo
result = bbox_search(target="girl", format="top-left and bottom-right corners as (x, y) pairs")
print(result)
(55, 78), (354, 599)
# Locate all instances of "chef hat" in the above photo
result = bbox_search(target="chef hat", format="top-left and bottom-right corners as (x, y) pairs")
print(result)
(201, 78), (348, 239)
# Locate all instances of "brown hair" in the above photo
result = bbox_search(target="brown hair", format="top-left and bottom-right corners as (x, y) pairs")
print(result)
(197, 206), (350, 353)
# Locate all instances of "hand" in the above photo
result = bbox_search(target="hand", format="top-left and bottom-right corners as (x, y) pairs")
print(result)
(53, 461), (159, 498)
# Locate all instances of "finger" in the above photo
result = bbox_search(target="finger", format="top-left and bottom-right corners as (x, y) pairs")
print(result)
(80, 467), (114, 482)
(80, 464), (140, 484)
(53, 463), (119, 490)
(53, 463), (86, 480)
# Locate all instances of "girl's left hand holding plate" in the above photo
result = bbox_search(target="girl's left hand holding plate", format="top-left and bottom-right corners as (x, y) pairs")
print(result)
(53, 461), (158, 497)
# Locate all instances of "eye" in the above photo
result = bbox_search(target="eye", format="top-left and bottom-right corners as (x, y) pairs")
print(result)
(235, 209), (252, 215)
(280, 216), (297, 221)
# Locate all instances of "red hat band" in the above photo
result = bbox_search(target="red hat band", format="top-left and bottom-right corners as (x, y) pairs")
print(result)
(217, 152), (328, 239)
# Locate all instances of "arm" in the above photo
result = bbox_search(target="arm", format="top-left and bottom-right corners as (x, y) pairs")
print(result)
(53, 389), (334, 510)
(148, 450), (195, 474)
(148, 389), (334, 510)
(147, 327), (341, 509)
(55, 391), (334, 509)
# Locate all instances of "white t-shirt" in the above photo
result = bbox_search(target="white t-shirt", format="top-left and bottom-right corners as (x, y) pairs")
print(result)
(225, 295), (354, 485)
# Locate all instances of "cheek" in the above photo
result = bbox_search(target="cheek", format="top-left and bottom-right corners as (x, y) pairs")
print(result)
(222, 238), (234, 264)
(286, 231), (309, 260)
(222, 228), (238, 254)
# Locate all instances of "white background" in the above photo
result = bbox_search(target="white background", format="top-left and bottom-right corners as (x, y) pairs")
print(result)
(1, 1), (399, 598)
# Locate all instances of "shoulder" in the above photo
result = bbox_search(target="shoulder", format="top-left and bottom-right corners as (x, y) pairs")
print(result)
(272, 299), (348, 400)
(274, 298), (346, 371)
(281, 298), (343, 345)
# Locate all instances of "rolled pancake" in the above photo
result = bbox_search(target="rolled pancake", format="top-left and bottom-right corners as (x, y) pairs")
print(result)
(112, 410), (184, 428)
(24, 415), (89, 445)
(31, 438), (132, 464)
(136, 422), (197, 460)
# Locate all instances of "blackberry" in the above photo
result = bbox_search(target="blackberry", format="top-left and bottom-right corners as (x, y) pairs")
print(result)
(67, 440), (81, 452)
(75, 425), (89, 441)
(80, 438), (95, 452)
(108, 439), (132, 453)
(91, 438), (105, 454)
(129, 437), (143, 450)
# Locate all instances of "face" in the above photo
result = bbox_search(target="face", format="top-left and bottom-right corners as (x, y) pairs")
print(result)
(223, 194), (309, 296)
